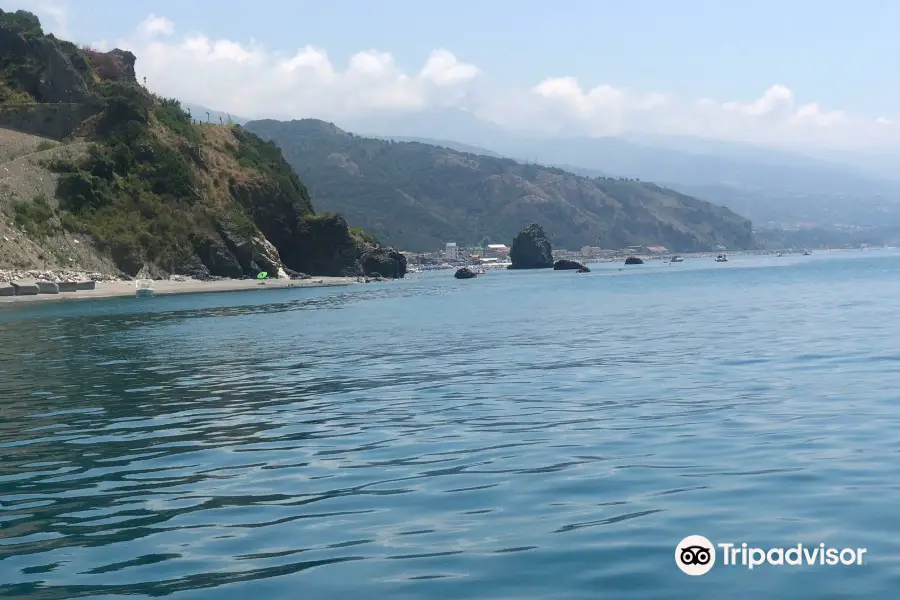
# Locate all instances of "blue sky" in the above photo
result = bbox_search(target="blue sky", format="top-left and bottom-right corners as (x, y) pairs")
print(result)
(10, 0), (900, 150)
(49, 0), (898, 116)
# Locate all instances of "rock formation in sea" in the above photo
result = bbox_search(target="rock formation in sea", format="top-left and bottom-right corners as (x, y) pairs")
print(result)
(509, 224), (554, 269)
(553, 259), (586, 271)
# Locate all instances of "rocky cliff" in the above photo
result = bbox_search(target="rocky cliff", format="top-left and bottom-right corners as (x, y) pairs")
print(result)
(0, 10), (405, 280)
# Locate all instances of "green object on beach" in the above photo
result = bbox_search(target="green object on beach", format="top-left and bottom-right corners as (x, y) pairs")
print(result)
(257, 271), (268, 279)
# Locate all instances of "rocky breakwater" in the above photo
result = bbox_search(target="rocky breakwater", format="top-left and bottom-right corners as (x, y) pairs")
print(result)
(508, 224), (554, 270)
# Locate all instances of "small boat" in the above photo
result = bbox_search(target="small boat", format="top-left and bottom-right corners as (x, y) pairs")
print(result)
(715, 254), (728, 262)
(670, 255), (684, 263)
(803, 251), (812, 256)
(135, 279), (155, 298)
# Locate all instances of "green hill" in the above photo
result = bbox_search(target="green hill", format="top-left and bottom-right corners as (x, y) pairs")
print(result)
(244, 118), (756, 252)
(0, 9), (405, 279)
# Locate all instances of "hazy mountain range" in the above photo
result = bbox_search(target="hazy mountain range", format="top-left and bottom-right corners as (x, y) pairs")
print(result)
(244, 118), (755, 253)
(188, 104), (900, 233)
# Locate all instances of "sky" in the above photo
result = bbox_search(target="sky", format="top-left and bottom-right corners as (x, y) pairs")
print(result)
(7, 0), (900, 152)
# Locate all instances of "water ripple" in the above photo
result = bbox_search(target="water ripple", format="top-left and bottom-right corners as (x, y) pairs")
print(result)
(2, 252), (900, 598)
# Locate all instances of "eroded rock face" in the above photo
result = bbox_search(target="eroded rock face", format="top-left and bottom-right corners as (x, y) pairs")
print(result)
(0, 25), (93, 103)
(361, 247), (407, 279)
(214, 219), (289, 279)
(283, 213), (361, 276)
(266, 212), (406, 279)
(84, 48), (136, 82)
(192, 236), (243, 279)
(173, 251), (213, 280)
(509, 223), (554, 269)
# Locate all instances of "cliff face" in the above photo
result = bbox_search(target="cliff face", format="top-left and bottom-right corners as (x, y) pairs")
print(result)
(0, 10), (93, 104)
(0, 10), (405, 280)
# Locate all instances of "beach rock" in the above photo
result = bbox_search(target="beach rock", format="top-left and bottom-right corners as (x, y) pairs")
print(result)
(361, 247), (407, 279)
(509, 224), (554, 269)
(193, 236), (244, 279)
(11, 280), (39, 295)
(576, 266), (591, 273)
(136, 264), (168, 281)
(0, 283), (15, 296)
(284, 268), (311, 280)
(57, 281), (78, 292)
(554, 259), (586, 271)
(172, 252), (212, 280)
(624, 256), (644, 265)
(76, 280), (96, 290)
(455, 267), (478, 279)
(36, 280), (59, 294)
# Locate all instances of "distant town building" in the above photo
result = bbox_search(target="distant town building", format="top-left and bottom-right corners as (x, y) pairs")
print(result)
(444, 242), (460, 261)
(485, 244), (510, 259)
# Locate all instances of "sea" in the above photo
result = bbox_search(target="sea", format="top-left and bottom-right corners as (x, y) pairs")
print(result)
(1, 250), (899, 599)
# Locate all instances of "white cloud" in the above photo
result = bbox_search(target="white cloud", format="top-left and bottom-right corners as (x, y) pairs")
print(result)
(102, 16), (480, 122)
(136, 14), (174, 38)
(72, 14), (900, 152)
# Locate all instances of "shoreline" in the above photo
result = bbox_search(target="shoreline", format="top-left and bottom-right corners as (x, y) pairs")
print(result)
(0, 276), (357, 304)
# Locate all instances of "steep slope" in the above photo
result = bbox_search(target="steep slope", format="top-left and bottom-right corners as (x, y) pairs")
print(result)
(244, 119), (755, 252)
(0, 128), (120, 272)
(0, 10), (404, 279)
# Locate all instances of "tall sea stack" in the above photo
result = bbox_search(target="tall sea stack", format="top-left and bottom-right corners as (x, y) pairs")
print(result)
(509, 223), (554, 269)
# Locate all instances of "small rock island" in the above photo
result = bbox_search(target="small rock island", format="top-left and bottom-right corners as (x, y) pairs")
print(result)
(624, 256), (644, 265)
(454, 267), (477, 279)
(553, 259), (587, 271)
(509, 224), (554, 269)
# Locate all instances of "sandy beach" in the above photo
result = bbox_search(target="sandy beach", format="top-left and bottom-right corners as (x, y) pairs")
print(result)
(0, 276), (357, 304)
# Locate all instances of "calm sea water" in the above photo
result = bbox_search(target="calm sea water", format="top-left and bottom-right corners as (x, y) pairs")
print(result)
(2, 250), (900, 599)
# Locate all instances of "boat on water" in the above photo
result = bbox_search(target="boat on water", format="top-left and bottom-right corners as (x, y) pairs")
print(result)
(803, 251), (812, 256)
(715, 254), (728, 262)
(670, 255), (684, 263)
(135, 279), (155, 298)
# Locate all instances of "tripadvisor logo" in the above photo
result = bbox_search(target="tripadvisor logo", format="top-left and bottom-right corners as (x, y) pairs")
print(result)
(676, 535), (716, 576)
(675, 535), (868, 575)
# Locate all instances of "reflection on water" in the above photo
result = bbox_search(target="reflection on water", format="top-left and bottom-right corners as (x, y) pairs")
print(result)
(2, 252), (900, 599)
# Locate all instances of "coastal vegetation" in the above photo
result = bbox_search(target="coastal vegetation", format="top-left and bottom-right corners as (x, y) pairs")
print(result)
(0, 10), (405, 279)
(245, 118), (757, 253)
